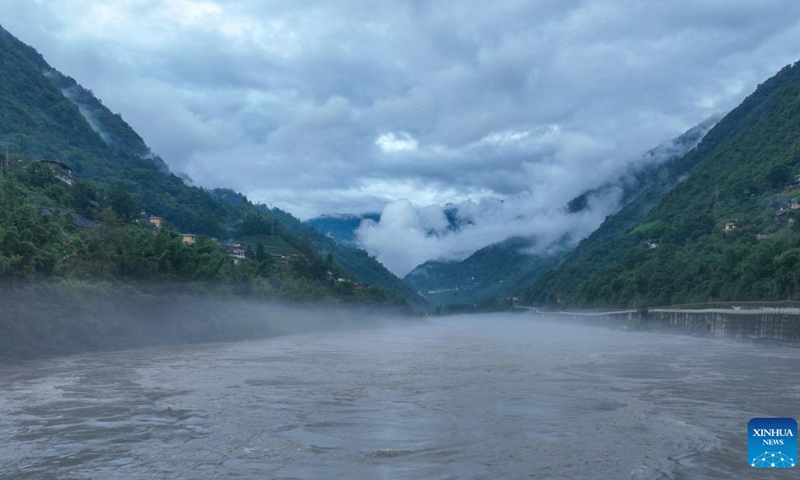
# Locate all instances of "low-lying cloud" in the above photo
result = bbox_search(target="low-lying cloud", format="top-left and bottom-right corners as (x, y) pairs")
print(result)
(355, 118), (716, 276)
(356, 192), (622, 277)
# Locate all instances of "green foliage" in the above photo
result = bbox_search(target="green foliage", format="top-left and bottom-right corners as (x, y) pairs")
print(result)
(0, 167), (413, 313)
(767, 163), (792, 188)
(526, 60), (800, 308)
(107, 186), (140, 222)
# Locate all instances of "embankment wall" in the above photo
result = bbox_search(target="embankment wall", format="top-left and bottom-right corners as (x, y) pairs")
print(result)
(530, 308), (800, 342)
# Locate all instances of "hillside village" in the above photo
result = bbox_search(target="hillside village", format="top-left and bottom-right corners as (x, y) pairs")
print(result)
(0, 152), (377, 297)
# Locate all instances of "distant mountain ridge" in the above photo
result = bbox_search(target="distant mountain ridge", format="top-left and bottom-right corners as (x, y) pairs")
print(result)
(401, 119), (717, 305)
(305, 120), (716, 306)
(277, 210), (429, 309)
(404, 237), (562, 306)
(305, 213), (381, 247)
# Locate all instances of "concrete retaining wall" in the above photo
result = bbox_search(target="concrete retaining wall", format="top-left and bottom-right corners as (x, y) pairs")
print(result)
(648, 309), (800, 342)
(522, 307), (800, 343)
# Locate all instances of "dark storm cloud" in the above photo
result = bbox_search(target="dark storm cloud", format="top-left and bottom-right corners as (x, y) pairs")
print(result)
(1, 0), (800, 274)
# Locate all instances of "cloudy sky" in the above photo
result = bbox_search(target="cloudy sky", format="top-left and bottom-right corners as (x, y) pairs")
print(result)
(2, 0), (800, 275)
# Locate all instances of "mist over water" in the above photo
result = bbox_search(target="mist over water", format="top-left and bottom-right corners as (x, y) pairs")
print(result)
(1, 313), (799, 479)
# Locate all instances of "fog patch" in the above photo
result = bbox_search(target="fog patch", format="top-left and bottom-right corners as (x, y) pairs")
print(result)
(59, 85), (112, 144)
(356, 185), (622, 276)
(0, 281), (417, 363)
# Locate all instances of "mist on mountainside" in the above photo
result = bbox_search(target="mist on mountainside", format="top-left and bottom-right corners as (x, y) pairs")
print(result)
(304, 119), (718, 279)
(527, 60), (800, 308)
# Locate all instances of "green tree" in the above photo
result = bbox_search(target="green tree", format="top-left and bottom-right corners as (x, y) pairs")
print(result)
(107, 186), (140, 222)
(767, 164), (792, 188)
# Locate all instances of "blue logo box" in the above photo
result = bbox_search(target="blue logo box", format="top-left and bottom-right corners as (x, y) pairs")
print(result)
(749, 418), (797, 468)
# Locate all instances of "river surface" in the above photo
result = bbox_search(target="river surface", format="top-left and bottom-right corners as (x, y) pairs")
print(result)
(1, 314), (799, 479)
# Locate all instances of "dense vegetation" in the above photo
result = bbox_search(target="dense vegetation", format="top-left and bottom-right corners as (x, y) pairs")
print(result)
(0, 159), (407, 295)
(526, 60), (800, 308)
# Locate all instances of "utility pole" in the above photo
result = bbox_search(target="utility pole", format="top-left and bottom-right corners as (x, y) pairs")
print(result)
(0, 142), (10, 220)
(0, 142), (8, 173)
(0, 141), (18, 173)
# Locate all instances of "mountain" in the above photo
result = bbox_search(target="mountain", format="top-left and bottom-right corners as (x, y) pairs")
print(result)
(0, 23), (414, 308)
(548, 117), (720, 265)
(526, 60), (800, 308)
(305, 206), (468, 248)
(403, 120), (716, 306)
(0, 24), (229, 237)
(305, 213), (381, 247)
(404, 237), (562, 306)
(273, 209), (429, 309)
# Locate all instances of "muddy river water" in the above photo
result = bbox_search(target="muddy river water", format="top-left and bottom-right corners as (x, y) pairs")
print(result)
(1, 314), (799, 479)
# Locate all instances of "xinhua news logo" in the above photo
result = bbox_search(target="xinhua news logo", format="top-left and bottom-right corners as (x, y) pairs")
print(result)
(749, 418), (797, 468)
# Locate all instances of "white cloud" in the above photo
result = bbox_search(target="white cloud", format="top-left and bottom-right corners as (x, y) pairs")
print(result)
(375, 132), (418, 153)
(356, 187), (624, 277)
(477, 129), (535, 146)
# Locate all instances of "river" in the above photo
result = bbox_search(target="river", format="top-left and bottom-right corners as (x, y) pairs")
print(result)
(1, 313), (799, 479)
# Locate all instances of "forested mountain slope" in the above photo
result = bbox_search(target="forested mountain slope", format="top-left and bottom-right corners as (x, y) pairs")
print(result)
(404, 237), (561, 306)
(0, 23), (416, 308)
(271, 209), (429, 310)
(526, 60), (800, 307)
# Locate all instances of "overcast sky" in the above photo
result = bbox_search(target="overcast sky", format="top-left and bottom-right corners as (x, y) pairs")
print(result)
(2, 0), (800, 275)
